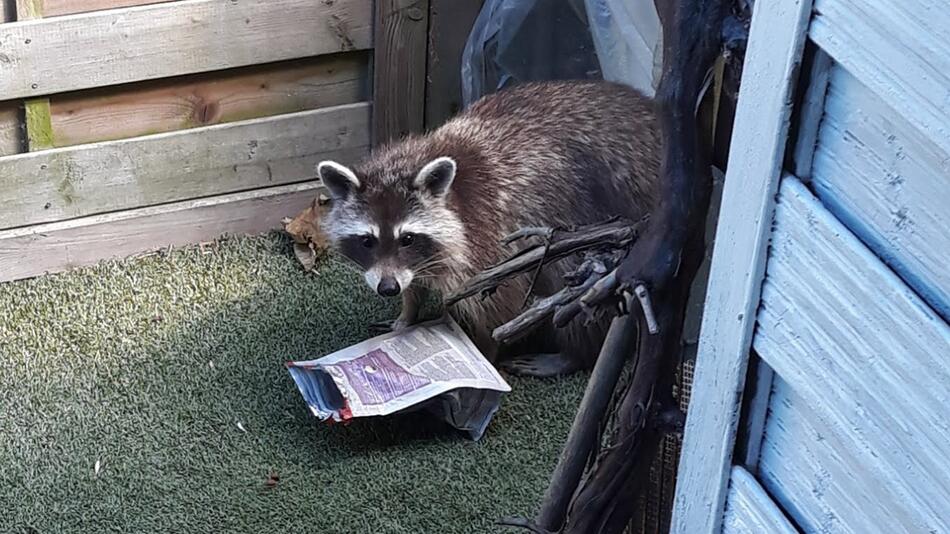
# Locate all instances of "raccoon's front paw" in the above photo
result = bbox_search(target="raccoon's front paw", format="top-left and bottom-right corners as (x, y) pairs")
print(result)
(392, 316), (414, 332)
(500, 352), (584, 378)
(368, 316), (415, 334)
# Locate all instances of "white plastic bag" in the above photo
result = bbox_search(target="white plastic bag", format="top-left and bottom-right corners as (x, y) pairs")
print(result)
(584, 0), (662, 96)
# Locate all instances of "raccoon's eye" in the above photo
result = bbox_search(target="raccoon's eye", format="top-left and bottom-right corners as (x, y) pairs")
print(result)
(399, 233), (415, 247)
(360, 235), (376, 248)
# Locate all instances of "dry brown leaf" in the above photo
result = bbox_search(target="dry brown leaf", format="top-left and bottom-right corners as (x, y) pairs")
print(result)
(283, 195), (331, 271)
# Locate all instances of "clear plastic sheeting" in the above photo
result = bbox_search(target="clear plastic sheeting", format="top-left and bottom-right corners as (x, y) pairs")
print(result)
(585, 0), (662, 96)
(461, 0), (662, 106)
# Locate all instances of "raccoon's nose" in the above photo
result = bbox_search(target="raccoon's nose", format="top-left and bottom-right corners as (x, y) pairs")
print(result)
(377, 277), (401, 297)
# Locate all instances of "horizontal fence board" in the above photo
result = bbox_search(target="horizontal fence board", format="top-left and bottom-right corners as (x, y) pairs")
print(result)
(0, 0), (372, 100)
(0, 102), (370, 229)
(40, 0), (179, 17)
(722, 466), (798, 534)
(49, 52), (368, 147)
(759, 379), (948, 534)
(812, 66), (949, 320)
(753, 176), (950, 534)
(0, 181), (322, 282)
(0, 105), (20, 156)
(811, 0), (950, 156)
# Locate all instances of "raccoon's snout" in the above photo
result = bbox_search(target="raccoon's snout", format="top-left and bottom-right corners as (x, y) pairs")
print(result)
(365, 267), (413, 297)
(377, 277), (401, 298)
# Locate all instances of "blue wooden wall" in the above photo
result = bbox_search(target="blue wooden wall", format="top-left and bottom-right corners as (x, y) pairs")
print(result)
(673, 0), (950, 532)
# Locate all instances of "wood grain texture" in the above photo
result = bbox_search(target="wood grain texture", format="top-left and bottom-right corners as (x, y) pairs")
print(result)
(39, 0), (178, 17)
(0, 181), (323, 282)
(735, 354), (773, 472)
(0, 105), (21, 156)
(754, 176), (950, 534)
(721, 465), (798, 534)
(760, 378), (949, 534)
(0, 0), (372, 100)
(670, 1), (814, 532)
(13, 0), (39, 19)
(424, 0), (483, 129)
(0, 103), (369, 230)
(811, 0), (950, 156)
(373, 0), (429, 145)
(810, 66), (949, 320)
(790, 47), (832, 180)
(24, 97), (53, 150)
(48, 53), (368, 147)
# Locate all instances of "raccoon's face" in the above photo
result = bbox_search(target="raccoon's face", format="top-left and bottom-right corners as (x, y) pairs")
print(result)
(316, 156), (464, 298)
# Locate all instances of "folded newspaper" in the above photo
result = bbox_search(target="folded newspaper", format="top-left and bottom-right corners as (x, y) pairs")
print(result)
(286, 316), (511, 441)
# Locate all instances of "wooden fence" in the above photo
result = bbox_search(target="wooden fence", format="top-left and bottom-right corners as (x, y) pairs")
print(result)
(0, 0), (479, 282)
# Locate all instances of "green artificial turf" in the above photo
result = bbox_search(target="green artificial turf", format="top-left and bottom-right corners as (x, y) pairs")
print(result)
(0, 233), (587, 534)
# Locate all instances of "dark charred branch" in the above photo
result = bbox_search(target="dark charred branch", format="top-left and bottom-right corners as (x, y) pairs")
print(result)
(479, 0), (731, 532)
(552, 0), (725, 531)
(653, 405), (687, 434)
(445, 218), (647, 307)
(577, 0), (724, 319)
(492, 269), (603, 345)
(535, 301), (639, 530)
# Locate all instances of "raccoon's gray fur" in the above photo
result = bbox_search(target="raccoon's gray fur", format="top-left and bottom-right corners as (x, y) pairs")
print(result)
(317, 79), (660, 376)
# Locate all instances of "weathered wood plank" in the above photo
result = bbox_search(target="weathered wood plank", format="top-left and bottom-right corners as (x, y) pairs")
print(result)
(0, 0), (372, 100)
(49, 53), (368, 147)
(722, 465), (798, 534)
(760, 378), (950, 534)
(790, 46), (832, 180)
(734, 353), (773, 472)
(24, 97), (52, 150)
(0, 105), (21, 156)
(0, 103), (370, 229)
(373, 0), (429, 145)
(0, 182), (323, 283)
(39, 0), (178, 17)
(13, 0), (39, 19)
(811, 0), (950, 156)
(670, 1), (814, 532)
(424, 0), (483, 129)
(811, 66), (949, 320)
(754, 176), (950, 534)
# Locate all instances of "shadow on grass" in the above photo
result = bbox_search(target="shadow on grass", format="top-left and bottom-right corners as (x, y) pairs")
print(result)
(0, 233), (587, 534)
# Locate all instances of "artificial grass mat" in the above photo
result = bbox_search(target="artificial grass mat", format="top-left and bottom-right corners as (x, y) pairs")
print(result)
(0, 233), (587, 534)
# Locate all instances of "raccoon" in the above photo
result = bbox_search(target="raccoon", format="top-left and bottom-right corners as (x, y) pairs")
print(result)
(317, 79), (660, 377)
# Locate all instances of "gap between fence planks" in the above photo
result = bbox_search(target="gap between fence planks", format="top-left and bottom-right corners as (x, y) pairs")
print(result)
(0, 103), (370, 230)
(0, 0), (372, 100)
(0, 182), (324, 283)
(48, 53), (368, 148)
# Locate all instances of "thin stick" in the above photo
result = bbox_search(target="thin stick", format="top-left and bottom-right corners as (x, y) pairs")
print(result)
(445, 219), (644, 306)
(535, 295), (638, 531)
(634, 284), (659, 334)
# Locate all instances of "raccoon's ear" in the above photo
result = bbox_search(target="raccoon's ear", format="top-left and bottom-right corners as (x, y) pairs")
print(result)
(317, 160), (360, 200)
(413, 156), (457, 198)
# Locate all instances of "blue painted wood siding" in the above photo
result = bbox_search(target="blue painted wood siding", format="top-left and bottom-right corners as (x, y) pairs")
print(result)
(673, 0), (950, 532)
(750, 0), (950, 532)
